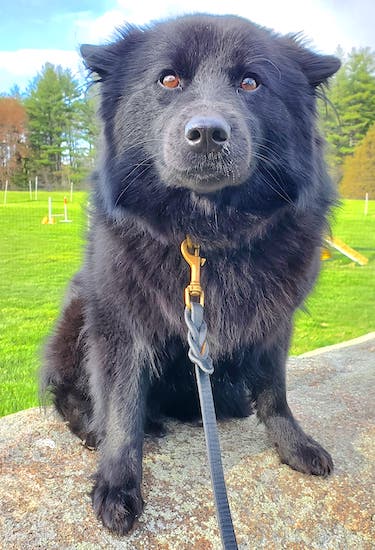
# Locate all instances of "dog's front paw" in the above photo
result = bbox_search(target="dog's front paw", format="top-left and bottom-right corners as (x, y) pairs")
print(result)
(278, 435), (334, 477)
(92, 477), (144, 535)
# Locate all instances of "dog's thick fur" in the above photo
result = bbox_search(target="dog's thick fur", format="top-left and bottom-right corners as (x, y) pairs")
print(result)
(41, 14), (340, 535)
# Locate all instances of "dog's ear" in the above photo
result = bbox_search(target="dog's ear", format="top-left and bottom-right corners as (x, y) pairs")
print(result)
(80, 44), (114, 81)
(298, 50), (341, 86)
(280, 36), (341, 86)
(81, 25), (144, 82)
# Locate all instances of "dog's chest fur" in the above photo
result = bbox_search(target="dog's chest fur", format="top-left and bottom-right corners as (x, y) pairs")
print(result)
(89, 211), (319, 360)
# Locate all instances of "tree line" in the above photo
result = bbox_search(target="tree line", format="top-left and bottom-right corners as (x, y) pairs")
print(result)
(1, 48), (375, 196)
(0, 63), (97, 189)
(320, 47), (375, 197)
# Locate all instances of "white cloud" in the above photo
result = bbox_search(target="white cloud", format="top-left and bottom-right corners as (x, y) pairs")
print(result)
(70, 0), (344, 53)
(72, 10), (128, 45)
(0, 49), (82, 91)
(71, 0), (374, 54)
(0, 49), (81, 77)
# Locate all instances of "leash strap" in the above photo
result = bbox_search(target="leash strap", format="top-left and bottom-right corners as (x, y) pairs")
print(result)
(184, 302), (238, 550)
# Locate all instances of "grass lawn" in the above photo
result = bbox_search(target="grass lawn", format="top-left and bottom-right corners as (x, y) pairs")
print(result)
(293, 199), (375, 353)
(0, 191), (87, 417)
(0, 191), (374, 417)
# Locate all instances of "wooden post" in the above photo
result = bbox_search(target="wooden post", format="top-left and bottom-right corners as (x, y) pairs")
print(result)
(364, 192), (369, 216)
(48, 196), (52, 223)
(4, 180), (8, 205)
(60, 196), (72, 223)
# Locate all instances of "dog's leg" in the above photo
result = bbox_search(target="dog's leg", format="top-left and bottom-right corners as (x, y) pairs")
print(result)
(41, 274), (96, 446)
(88, 335), (150, 535)
(249, 327), (333, 476)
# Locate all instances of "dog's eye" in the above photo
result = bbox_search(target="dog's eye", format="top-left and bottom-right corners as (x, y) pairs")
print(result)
(240, 76), (259, 91)
(160, 72), (181, 89)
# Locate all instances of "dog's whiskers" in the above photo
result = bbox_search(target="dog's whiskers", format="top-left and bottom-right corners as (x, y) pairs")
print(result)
(114, 138), (161, 161)
(114, 159), (154, 207)
(254, 153), (294, 206)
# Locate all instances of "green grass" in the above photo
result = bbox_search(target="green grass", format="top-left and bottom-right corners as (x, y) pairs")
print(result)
(291, 200), (375, 354)
(0, 192), (374, 416)
(0, 191), (87, 416)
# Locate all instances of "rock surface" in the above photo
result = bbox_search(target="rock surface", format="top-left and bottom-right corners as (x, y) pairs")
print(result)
(0, 334), (374, 549)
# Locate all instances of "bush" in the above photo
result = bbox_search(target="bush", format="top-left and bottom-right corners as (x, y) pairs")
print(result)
(340, 123), (375, 198)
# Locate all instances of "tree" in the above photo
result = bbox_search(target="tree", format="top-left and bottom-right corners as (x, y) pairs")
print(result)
(340, 123), (375, 198)
(0, 97), (28, 186)
(320, 48), (375, 178)
(24, 63), (84, 187)
(65, 87), (98, 185)
(0, 64), (99, 189)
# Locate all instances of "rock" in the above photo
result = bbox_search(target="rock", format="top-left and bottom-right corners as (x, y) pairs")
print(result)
(1, 334), (374, 549)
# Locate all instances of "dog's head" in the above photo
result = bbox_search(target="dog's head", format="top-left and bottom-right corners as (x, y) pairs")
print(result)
(82, 15), (340, 237)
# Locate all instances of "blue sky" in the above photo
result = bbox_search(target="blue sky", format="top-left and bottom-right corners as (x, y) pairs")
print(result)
(0, 1), (110, 51)
(1, 0), (374, 94)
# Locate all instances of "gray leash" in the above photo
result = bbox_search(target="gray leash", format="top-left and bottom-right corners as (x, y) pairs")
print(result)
(184, 302), (238, 550)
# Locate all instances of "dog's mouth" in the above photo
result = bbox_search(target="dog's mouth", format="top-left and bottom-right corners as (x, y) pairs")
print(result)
(160, 150), (252, 193)
(170, 167), (244, 193)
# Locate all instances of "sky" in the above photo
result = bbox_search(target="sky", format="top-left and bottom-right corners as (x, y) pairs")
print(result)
(0, 0), (374, 94)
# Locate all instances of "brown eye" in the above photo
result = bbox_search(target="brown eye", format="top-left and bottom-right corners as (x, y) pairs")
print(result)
(160, 73), (181, 88)
(240, 76), (259, 91)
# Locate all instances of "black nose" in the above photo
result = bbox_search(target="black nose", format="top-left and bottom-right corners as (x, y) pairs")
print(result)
(185, 116), (231, 153)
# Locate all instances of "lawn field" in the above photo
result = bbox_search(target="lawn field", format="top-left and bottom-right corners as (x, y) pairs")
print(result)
(0, 191), (88, 417)
(0, 191), (374, 417)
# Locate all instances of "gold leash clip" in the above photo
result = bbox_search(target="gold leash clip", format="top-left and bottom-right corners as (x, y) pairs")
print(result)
(181, 235), (206, 309)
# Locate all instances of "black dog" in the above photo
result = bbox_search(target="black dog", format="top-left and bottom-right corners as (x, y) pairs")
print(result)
(42, 14), (340, 535)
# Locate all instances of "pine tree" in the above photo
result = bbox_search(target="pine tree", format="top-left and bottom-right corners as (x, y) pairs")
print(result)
(24, 64), (85, 187)
(320, 48), (375, 179)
